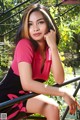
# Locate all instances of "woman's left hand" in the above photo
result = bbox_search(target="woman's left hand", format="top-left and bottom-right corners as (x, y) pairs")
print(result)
(63, 92), (80, 114)
(44, 29), (57, 49)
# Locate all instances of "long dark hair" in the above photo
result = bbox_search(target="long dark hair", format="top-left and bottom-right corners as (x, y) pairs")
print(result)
(15, 3), (60, 50)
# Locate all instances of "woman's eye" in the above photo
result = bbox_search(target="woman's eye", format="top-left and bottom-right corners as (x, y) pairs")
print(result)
(38, 21), (45, 24)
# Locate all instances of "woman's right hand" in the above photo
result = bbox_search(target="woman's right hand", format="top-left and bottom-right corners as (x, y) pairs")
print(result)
(63, 92), (80, 114)
(44, 29), (57, 49)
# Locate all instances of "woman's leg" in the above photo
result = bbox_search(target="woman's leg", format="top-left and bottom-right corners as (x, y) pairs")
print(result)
(26, 94), (60, 120)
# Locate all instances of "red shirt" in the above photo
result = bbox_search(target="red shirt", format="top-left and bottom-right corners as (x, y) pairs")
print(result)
(11, 39), (52, 81)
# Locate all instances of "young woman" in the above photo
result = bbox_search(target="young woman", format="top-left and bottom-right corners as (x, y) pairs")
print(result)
(0, 3), (80, 120)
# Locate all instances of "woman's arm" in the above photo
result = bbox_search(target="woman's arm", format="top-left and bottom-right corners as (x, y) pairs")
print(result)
(44, 29), (64, 84)
(18, 62), (64, 96)
(51, 47), (64, 84)
(18, 62), (80, 115)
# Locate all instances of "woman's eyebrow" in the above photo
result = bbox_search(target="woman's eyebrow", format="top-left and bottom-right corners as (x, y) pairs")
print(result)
(37, 18), (44, 21)
(29, 18), (44, 22)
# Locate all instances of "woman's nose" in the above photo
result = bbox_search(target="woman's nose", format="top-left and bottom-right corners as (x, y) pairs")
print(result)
(33, 24), (40, 31)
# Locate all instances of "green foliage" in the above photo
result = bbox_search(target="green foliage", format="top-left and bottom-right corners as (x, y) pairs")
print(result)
(0, 42), (14, 79)
(45, 72), (55, 85)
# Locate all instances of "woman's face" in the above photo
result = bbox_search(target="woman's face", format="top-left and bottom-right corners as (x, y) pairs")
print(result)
(28, 11), (48, 41)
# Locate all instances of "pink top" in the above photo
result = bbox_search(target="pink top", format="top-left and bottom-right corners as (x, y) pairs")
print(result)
(11, 39), (52, 81)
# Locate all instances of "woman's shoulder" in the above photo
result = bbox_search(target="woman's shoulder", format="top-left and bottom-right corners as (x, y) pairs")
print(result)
(18, 38), (31, 45)
(16, 38), (33, 49)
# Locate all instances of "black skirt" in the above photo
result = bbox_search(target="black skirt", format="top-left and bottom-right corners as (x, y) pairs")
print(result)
(0, 68), (30, 120)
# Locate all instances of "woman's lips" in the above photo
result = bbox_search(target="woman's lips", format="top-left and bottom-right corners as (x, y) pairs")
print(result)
(33, 33), (41, 37)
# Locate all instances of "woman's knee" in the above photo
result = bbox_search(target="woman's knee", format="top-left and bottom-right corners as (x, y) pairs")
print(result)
(26, 95), (59, 118)
(47, 103), (59, 113)
(43, 103), (59, 117)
